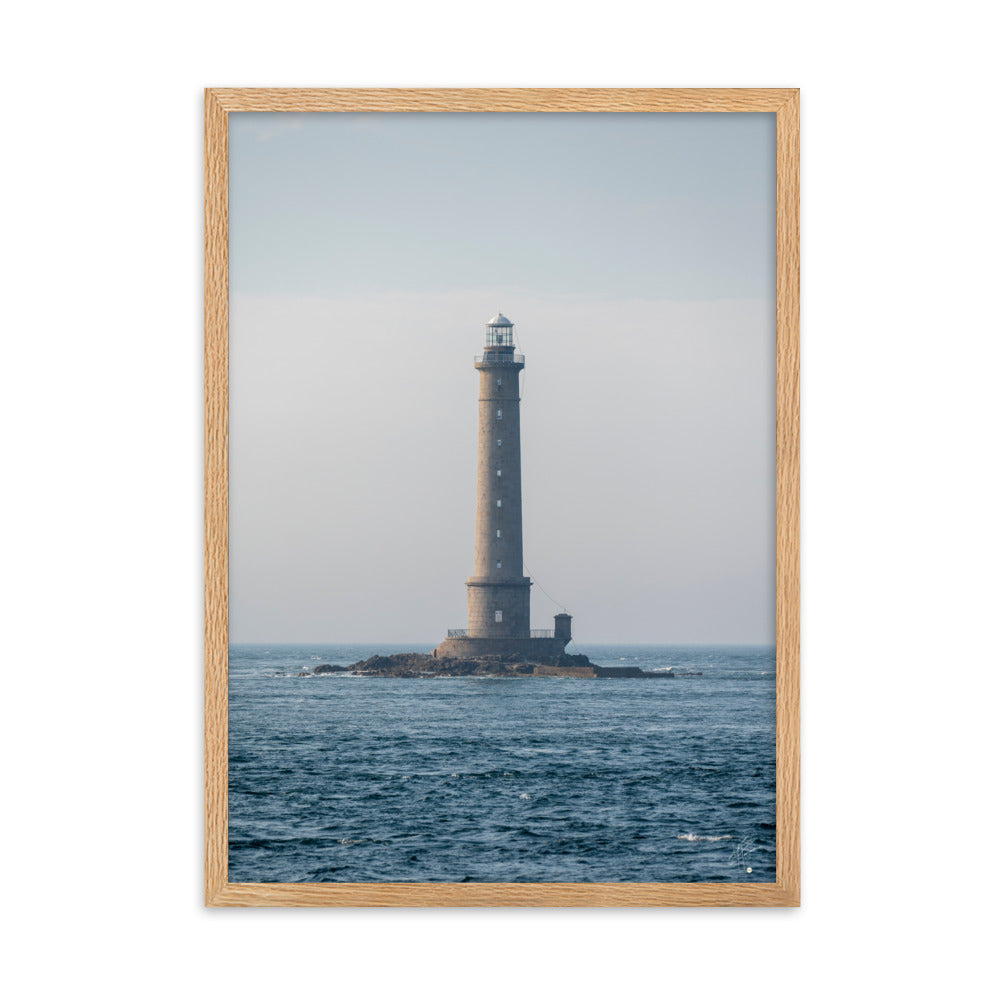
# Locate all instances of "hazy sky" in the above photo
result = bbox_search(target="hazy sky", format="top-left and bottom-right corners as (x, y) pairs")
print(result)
(229, 112), (776, 644)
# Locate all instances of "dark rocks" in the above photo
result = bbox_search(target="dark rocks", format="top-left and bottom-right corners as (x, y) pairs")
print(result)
(593, 665), (673, 678)
(307, 651), (675, 679)
(303, 651), (681, 679)
(340, 653), (527, 678)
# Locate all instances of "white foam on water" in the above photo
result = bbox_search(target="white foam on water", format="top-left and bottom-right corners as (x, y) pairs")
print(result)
(519, 793), (531, 800)
(676, 833), (733, 842)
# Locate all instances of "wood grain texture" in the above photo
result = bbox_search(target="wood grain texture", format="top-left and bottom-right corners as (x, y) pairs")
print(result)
(204, 88), (800, 907)
(204, 88), (229, 905)
(211, 881), (797, 907)
(208, 88), (797, 113)
(775, 92), (801, 905)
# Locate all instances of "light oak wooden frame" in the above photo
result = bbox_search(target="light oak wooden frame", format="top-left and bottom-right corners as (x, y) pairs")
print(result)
(205, 88), (800, 907)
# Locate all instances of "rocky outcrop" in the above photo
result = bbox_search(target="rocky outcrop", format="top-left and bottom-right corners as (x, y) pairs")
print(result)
(303, 652), (675, 679)
(336, 653), (534, 678)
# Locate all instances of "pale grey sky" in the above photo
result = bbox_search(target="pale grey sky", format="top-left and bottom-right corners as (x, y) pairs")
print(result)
(228, 113), (776, 644)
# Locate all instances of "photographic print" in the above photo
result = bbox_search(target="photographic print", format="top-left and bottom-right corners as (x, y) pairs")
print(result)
(205, 89), (799, 906)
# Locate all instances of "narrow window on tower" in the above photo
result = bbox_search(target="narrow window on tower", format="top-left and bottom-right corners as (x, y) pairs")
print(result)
(497, 377), (502, 387)
(496, 561), (502, 569)
(495, 610), (503, 623)
(496, 499), (502, 508)
(496, 469), (501, 477)
(496, 529), (502, 538)
(497, 438), (502, 447)
(497, 407), (502, 419)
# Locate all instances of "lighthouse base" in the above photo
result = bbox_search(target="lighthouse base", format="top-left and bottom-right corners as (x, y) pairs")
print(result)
(432, 635), (569, 661)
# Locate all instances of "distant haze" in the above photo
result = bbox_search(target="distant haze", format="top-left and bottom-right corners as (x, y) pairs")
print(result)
(229, 113), (776, 644)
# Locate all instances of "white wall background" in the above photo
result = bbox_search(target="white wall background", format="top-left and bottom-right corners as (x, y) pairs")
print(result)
(2, 3), (997, 999)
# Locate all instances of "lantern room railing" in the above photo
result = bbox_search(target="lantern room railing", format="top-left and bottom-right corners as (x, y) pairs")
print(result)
(475, 352), (524, 364)
(446, 628), (556, 639)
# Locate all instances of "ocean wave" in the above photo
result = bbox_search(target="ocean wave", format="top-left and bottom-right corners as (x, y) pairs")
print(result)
(676, 833), (733, 842)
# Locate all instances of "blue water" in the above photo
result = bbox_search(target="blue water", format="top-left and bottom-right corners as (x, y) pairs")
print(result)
(229, 643), (776, 883)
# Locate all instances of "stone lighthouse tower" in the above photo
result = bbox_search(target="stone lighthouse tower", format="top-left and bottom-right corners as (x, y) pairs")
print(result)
(467, 312), (530, 638)
(435, 313), (572, 660)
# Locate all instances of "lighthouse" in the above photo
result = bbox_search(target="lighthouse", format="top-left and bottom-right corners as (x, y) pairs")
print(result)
(435, 314), (572, 660)
(468, 312), (530, 637)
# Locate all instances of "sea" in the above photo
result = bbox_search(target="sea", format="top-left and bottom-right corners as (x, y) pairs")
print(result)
(228, 643), (776, 883)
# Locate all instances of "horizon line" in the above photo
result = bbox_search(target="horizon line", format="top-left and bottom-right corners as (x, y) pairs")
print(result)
(228, 639), (778, 648)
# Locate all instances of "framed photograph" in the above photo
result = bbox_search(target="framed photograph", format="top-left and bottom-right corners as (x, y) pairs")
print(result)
(205, 88), (799, 906)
